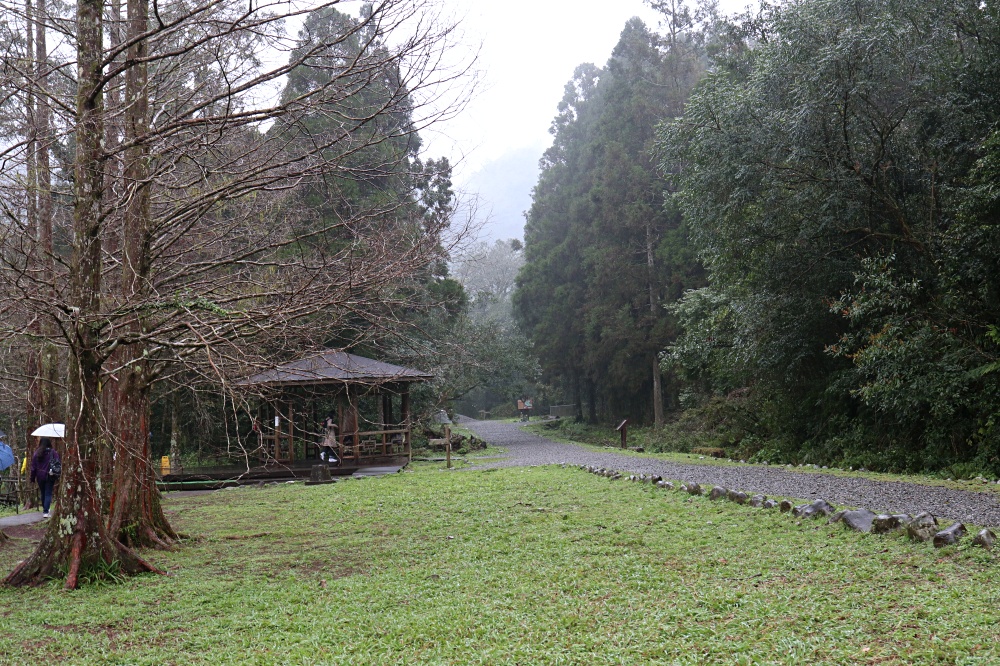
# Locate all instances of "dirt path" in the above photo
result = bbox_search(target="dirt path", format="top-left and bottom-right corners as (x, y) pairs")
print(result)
(459, 416), (1000, 527)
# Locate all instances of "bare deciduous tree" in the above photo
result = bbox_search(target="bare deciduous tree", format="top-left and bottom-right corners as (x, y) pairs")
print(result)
(0, 0), (472, 588)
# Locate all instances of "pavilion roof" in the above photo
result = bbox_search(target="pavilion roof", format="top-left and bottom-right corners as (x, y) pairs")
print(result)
(239, 350), (433, 387)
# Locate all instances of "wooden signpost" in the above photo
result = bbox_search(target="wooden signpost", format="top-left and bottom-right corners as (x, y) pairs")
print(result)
(445, 426), (452, 469)
(616, 419), (628, 449)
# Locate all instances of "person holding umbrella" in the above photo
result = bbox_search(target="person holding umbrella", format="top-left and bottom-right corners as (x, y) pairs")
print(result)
(28, 424), (64, 518)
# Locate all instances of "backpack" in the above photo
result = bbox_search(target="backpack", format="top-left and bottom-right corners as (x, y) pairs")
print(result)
(48, 451), (61, 478)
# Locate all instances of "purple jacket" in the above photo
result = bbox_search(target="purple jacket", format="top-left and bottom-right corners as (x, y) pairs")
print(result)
(30, 447), (55, 484)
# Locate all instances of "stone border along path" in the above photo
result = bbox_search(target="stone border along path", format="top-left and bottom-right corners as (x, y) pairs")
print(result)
(457, 416), (1000, 529)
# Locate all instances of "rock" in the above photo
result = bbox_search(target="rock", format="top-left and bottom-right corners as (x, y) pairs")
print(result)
(610, 473), (622, 480)
(872, 514), (911, 534)
(828, 511), (846, 524)
(730, 491), (748, 505)
(779, 500), (793, 513)
(762, 499), (779, 509)
(726, 489), (740, 502)
(628, 475), (637, 482)
(709, 486), (727, 501)
(306, 465), (333, 485)
(686, 482), (703, 496)
(792, 499), (835, 519)
(749, 495), (766, 508)
(972, 529), (996, 550)
(840, 509), (877, 533)
(933, 522), (966, 548)
(649, 475), (662, 484)
(679, 484), (688, 493)
(656, 480), (674, 490)
(906, 512), (939, 542)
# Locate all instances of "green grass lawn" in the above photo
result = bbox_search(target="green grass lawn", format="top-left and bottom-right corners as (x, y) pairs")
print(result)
(1, 463), (998, 665)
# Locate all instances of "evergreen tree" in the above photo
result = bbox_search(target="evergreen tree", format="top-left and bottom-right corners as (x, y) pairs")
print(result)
(515, 15), (704, 423)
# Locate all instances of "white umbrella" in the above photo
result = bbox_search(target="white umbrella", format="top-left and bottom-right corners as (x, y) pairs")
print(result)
(30, 423), (65, 438)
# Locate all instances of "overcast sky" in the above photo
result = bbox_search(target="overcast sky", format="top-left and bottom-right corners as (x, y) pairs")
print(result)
(421, 0), (755, 241)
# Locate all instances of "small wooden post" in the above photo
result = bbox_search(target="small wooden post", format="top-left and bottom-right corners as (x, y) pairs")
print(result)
(616, 419), (628, 449)
(445, 425), (452, 469)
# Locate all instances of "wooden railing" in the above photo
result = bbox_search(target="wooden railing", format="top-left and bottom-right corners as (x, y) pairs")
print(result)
(338, 428), (410, 461)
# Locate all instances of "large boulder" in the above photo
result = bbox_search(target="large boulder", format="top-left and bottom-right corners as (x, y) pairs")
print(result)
(906, 512), (939, 542)
(709, 486), (727, 501)
(933, 523), (966, 548)
(749, 495), (766, 508)
(656, 480), (675, 490)
(972, 528), (996, 550)
(730, 491), (748, 505)
(872, 514), (911, 535)
(779, 500), (793, 513)
(762, 499), (779, 509)
(686, 482), (703, 496)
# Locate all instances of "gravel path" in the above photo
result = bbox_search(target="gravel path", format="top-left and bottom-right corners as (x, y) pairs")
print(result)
(459, 416), (1000, 527)
(0, 511), (43, 529)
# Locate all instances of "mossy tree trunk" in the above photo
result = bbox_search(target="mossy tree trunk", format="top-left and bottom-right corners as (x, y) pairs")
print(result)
(104, 0), (176, 551)
(3, 0), (161, 589)
(106, 357), (178, 549)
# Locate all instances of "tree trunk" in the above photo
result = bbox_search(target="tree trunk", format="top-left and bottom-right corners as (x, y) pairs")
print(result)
(169, 392), (182, 474)
(25, 0), (62, 429)
(573, 369), (583, 423)
(106, 357), (178, 549)
(37, 0), (61, 426)
(96, 0), (124, 507)
(587, 378), (597, 424)
(105, 0), (177, 550)
(24, 0), (42, 428)
(4, 0), (160, 588)
(647, 224), (664, 428)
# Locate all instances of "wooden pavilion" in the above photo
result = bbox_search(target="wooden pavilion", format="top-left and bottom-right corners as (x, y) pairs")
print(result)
(239, 350), (433, 470)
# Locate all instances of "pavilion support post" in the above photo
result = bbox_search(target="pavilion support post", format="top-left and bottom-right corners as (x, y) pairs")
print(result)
(401, 386), (411, 462)
(287, 401), (294, 463)
(344, 386), (359, 458)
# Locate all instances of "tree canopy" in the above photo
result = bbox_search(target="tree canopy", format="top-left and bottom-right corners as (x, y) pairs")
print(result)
(515, 15), (705, 423)
(658, 0), (1000, 473)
